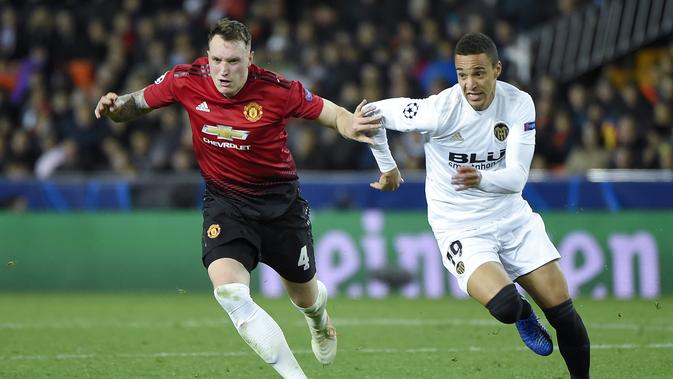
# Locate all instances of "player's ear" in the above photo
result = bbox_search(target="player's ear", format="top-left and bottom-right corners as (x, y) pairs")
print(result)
(248, 50), (254, 66)
(494, 60), (502, 79)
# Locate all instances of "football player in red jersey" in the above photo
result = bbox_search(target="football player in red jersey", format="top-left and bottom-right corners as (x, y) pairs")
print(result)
(95, 18), (401, 378)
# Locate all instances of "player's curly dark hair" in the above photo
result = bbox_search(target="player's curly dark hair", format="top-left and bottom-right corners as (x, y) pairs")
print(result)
(208, 18), (251, 49)
(455, 33), (499, 66)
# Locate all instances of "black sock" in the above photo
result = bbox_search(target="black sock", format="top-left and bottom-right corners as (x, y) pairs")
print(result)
(519, 297), (533, 319)
(543, 299), (590, 379)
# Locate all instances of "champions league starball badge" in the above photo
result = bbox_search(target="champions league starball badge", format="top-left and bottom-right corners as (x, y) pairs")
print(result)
(402, 102), (419, 119)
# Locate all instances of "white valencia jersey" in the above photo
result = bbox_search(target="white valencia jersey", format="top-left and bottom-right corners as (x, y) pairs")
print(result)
(369, 81), (537, 233)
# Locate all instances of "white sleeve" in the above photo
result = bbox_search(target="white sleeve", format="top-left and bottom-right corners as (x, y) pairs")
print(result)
(366, 96), (441, 133)
(478, 143), (534, 193)
(478, 93), (536, 194)
(369, 127), (398, 172)
(367, 95), (442, 173)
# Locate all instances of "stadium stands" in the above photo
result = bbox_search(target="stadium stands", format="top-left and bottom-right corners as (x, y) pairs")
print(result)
(0, 0), (671, 210)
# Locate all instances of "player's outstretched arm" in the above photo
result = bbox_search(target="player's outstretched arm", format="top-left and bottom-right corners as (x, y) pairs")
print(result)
(355, 99), (403, 191)
(318, 99), (382, 144)
(94, 89), (153, 122)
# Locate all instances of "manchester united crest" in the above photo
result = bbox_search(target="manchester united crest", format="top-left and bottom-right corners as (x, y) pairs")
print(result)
(207, 224), (221, 239)
(243, 102), (263, 122)
(494, 122), (509, 142)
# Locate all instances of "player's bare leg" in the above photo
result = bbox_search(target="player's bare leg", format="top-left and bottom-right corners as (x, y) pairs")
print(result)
(518, 261), (590, 378)
(516, 260), (569, 308)
(285, 276), (337, 364)
(468, 261), (553, 356)
(209, 258), (307, 379)
(466, 261), (512, 305)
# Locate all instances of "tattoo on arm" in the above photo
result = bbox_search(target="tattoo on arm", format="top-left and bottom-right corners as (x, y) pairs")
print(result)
(109, 89), (152, 122)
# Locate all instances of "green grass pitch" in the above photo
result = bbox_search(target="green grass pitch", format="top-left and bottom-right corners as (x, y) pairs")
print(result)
(1, 294), (671, 378)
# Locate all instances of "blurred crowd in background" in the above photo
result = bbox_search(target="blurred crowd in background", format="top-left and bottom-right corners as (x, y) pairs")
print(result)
(1, 0), (672, 181)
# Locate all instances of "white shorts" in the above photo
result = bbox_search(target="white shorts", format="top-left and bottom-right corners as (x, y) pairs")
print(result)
(435, 211), (560, 294)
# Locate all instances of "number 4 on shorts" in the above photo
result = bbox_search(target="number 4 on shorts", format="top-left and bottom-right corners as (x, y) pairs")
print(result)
(297, 245), (310, 271)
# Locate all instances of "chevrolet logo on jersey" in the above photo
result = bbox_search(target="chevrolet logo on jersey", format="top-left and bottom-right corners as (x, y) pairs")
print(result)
(201, 125), (249, 141)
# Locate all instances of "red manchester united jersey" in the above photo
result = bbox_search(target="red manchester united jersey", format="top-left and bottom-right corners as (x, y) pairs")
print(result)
(144, 57), (324, 197)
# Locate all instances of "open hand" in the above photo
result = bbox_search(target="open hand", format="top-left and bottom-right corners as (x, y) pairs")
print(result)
(340, 99), (384, 144)
(370, 167), (404, 192)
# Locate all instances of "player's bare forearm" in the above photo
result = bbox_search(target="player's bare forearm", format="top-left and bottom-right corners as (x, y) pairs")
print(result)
(94, 89), (152, 122)
(109, 90), (152, 122)
(334, 106), (354, 134)
(317, 99), (341, 130)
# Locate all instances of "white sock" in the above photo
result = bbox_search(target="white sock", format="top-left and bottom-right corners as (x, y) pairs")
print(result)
(214, 283), (306, 379)
(293, 280), (328, 330)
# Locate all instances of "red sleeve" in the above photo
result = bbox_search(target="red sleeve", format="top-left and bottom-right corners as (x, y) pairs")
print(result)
(143, 68), (177, 108)
(285, 80), (324, 119)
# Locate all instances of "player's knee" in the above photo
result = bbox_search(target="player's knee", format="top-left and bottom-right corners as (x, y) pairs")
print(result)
(213, 282), (251, 314)
(485, 284), (523, 324)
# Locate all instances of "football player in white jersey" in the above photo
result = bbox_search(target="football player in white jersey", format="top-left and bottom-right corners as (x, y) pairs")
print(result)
(354, 33), (590, 378)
